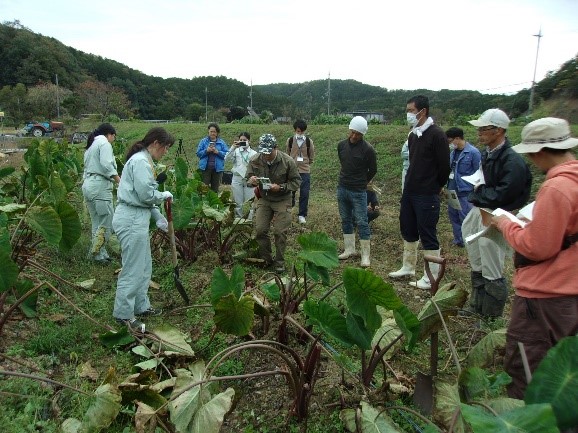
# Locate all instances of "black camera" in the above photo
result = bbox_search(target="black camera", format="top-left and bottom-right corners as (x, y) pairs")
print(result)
(237, 140), (247, 146)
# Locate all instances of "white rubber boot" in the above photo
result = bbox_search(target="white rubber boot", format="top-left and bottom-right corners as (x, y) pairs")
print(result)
(338, 234), (356, 260)
(360, 240), (371, 268)
(409, 249), (441, 290)
(388, 241), (418, 278)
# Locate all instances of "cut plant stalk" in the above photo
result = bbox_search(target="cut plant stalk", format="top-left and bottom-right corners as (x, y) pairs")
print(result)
(413, 254), (446, 416)
(164, 198), (190, 305)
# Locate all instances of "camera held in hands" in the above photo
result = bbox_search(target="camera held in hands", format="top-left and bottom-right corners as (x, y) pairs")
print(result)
(257, 177), (272, 190)
(236, 140), (248, 146)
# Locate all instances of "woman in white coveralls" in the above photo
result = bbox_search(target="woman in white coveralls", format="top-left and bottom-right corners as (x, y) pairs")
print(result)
(112, 127), (174, 332)
(225, 132), (257, 219)
(81, 123), (120, 263)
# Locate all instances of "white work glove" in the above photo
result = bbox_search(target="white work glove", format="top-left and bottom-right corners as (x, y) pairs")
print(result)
(156, 216), (168, 232)
(161, 191), (173, 200)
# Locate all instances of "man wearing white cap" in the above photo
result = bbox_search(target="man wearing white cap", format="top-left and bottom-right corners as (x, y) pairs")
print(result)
(490, 117), (578, 399)
(337, 116), (377, 267)
(462, 108), (532, 318)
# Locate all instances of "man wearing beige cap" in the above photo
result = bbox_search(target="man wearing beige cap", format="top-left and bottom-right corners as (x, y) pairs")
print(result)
(490, 117), (578, 399)
(461, 108), (532, 318)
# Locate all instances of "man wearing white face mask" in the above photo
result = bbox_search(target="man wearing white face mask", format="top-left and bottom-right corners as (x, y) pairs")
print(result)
(389, 95), (450, 290)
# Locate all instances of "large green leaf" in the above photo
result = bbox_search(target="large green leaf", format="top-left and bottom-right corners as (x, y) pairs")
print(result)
(15, 278), (37, 317)
(0, 249), (19, 293)
(25, 205), (62, 246)
(297, 231), (339, 269)
(210, 265), (245, 306)
(466, 329), (507, 368)
(371, 312), (403, 360)
(0, 203), (26, 214)
(48, 172), (67, 204)
(417, 282), (467, 341)
(0, 166), (16, 178)
(460, 402), (559, 433)
(303, 300), (355, 347)
(202, 203), (227, 221)
(213, 294), (254, 336)
(392, 305), (420, 349)
(343, 267), (401, 331)
(458, 367), (490, 402)
(26, 149), (47, 182)
(340, 401), (402, 432)
(304, 262), (331, 286)
(173, 196), (195, 229)
(525, 336), (578, 430)
(175, 157), (189, 187)
(55, 201), (81, 251)
(346, 312), (373, 350)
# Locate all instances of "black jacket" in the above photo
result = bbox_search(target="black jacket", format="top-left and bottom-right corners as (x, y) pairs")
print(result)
(468, 139), (532, 211)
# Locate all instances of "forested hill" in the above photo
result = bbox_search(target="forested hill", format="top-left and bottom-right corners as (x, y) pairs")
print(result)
(1, 21), (576, 123)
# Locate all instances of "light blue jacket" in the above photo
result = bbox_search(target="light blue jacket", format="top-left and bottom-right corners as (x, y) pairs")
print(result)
(196, 137), (229, 172)
(448, 142), (482, 194)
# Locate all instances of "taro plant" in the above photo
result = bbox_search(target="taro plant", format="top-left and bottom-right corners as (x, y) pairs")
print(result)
(151, 157), (253, 264)
(303, 268), (468, 389)
(433, 334), (578, 433)
(0, 138), (83, 334)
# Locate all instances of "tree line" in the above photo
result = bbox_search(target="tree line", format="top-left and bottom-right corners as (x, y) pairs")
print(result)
(0, 21), (576, 126)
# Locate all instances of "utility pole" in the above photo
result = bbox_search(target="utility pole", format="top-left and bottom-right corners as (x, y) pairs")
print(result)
(55, 74), (60, 119)
(249, 79), (253, 110)
(528, 28), (543, 117)
(205, 86), (208, 121)
(327, 72), (331, 115)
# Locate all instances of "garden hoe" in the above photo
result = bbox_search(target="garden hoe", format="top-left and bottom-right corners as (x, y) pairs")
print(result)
(413, 254), (447, 415)
(164, 198), (190, 305)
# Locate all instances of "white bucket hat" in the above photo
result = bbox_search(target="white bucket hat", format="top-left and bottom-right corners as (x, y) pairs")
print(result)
(512, 117), (578, 154)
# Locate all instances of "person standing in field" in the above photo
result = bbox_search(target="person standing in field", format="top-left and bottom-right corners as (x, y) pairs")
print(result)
(445, 127), (481, 247)
(82, 123), (120, 264)
(490, 117), (578, 399)
(286, 119), (314, 224)
(196, 122), (229, 193)
(225, 132), (257, 219)
(462, 108), (532, 318)
(389, 95), (450, 289)
(337, 116), (377, 268)
(112, 127), (174, 333)
(247, 134), (301, 273)
(388, 131), (415, 279)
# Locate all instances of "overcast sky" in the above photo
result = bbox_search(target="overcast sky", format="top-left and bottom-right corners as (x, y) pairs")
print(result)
(2, 0), (577, 95)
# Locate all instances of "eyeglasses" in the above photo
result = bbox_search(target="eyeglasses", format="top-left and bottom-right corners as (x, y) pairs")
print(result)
(477, 126), (497, 133)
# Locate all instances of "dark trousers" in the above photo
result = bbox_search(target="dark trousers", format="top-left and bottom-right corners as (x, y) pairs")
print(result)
(400, 193), (440, 250)
(291, 173), (310, 217)
(201, 169), (222, 193)
(505, 295), (578, 399)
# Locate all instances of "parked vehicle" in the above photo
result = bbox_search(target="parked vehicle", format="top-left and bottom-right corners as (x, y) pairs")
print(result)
(70, 131), (90, 144)
(21, 121), (64, 138)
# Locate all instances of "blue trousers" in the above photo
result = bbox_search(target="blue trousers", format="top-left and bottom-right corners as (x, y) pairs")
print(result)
(447, 194), (474, 246)
(400, 193), (440, 250)
(291, 173), (310, 217)
(337, 186), (370, 240)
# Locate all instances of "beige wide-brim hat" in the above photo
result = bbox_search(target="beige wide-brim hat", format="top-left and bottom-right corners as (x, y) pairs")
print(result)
(512, 117), (578, 154)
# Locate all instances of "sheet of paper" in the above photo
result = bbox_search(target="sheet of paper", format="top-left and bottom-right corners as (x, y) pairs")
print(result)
(462, 167), (485, 187)
(445, 189), (462, 210)
(516, 201), (535, 222)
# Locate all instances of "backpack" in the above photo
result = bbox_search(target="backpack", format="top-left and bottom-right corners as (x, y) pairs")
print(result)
(288, 136), (311, 156)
